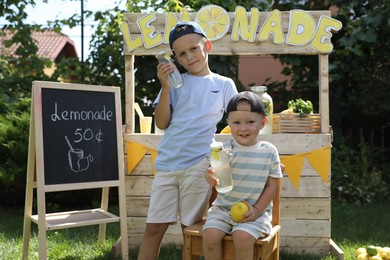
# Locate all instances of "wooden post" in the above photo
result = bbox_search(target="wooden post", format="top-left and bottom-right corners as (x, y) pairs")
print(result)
(22, 108), (36, 260)
(125, 55), (135, 134)
(98, 187), (110, 244)
(319, 54), (330, 133)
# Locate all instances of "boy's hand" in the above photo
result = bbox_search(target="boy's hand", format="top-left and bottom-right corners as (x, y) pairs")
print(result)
(205, 167), (219, 186)
(157, 62), (173, 89)
(280, 163), (285, 173)
(241, 201), (260, 223)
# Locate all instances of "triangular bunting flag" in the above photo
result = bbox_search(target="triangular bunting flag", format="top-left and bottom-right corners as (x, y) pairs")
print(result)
(280, 154), (305, 190)
(306, 146), (331, 183)
(126, 141), (149, 174)
(150, 149), (158, 175)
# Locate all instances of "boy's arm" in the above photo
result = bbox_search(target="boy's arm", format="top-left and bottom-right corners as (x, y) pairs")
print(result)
(253, 177), (279, 215)
(154, 63), (173, 129)
(154, 87), (172, 129)
(242, 176), (279, 222)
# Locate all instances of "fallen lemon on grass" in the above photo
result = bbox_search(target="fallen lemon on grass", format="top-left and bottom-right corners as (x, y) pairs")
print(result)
(230, 201), (249, 222)
(356, 248), (367, 257)
(367, 245), (378, 257)
(380, 247), (390, 259)
(356, 254), (368, 260)
(195, 4), (230, 40)
(355, 245), (390, 260)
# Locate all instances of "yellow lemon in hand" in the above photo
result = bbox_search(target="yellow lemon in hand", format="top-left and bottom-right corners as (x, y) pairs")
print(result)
(230, 202), (249, 222)
(195, 5), (230, 40)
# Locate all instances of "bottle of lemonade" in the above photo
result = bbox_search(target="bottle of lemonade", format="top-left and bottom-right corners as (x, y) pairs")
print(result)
(155, 51), (184, 89)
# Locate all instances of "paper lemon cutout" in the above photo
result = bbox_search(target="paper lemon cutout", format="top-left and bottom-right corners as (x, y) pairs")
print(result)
(195, 5), (230, 40)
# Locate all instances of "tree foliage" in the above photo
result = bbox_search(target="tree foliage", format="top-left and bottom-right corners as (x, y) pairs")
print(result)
(331, 0), (390, 128)
(1, 0), (389, 206)
(267, 0), (390, 144)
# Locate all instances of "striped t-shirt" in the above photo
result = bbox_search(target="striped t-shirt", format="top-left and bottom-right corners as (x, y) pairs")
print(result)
(213, 139), (283, 212)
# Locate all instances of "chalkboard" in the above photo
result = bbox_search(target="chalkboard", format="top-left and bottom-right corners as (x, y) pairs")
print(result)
(23, 82), (128, 259)
(39, 85), (120, 185)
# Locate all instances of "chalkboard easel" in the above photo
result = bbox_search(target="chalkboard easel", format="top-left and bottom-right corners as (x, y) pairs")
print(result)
(22, 81), (128, 259)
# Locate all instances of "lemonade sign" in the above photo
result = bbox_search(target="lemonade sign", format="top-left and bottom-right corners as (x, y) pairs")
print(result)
(120, 4), (342, 54)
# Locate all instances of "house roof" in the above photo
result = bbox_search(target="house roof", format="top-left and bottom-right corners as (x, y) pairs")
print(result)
(0, 29), (78, 61)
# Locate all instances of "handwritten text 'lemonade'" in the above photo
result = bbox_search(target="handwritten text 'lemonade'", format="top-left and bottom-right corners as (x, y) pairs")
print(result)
(50, 102), (113, 122)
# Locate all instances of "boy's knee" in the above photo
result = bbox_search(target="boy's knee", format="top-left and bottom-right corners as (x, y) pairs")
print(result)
(144, 223), (169, 236)
(202, 228), (225, 244)
(232, 230), (256, 247)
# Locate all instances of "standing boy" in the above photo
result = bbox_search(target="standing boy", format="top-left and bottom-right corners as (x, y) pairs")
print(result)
(137, 21), (238, 259)
(203, 91), (283, 260)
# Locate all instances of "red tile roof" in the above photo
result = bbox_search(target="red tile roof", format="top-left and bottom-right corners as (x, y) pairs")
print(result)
(0, 29), (78, 61)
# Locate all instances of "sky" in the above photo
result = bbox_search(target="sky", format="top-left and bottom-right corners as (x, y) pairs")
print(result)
(1, 0), (126, 59)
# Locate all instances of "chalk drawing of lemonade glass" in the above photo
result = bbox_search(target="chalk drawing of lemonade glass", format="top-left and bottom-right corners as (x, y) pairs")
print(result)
(65, 136), (94, 173)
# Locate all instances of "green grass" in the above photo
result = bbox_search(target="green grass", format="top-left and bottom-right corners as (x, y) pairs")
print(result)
(1, 199), (389, 259)
(330, 199), (390, 260)
(0, 206), (121, 259)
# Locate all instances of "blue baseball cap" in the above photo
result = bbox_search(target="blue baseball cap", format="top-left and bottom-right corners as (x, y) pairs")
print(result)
(169, 21), (207, 49)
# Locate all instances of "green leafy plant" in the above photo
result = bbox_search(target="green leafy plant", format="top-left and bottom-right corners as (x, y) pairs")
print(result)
(287, 98), (314, 117)
(331, 139), (389, 204)
(0, 98), (30, 206)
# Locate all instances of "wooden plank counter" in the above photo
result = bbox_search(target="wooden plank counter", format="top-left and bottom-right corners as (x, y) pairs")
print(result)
(123, 133), (332, 255)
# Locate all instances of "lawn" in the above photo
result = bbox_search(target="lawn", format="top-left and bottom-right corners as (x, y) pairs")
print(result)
(0, 198), (389, 259)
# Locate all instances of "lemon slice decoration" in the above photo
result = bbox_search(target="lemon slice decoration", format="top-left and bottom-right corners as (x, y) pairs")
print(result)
(195, 5), (230, 40)
(211, 148), (221, 161)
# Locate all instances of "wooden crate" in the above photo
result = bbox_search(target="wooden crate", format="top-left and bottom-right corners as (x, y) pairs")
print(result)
(273, 113), (321, 134)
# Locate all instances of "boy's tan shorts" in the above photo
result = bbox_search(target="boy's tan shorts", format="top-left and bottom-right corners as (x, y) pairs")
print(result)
(146, 157), (211, 227)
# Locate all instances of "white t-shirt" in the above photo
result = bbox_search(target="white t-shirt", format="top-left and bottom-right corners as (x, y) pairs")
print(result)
(154, 73), (238, 171)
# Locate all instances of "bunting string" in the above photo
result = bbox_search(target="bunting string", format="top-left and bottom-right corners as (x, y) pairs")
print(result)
(126, 141), (331, 190)
(280, 145), (331, 190)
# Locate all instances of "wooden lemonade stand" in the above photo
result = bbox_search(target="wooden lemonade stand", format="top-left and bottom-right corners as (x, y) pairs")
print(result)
(120, 5), (343, 257)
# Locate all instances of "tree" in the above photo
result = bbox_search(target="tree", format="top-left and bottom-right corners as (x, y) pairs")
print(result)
(84, 0), (246, 118)
(0, 0), (50, 205)
(330, 0), (390, 135)
(270, 0), (390, 151)
(1, 0), (389, 205)
(265, 0), (390, 201)
(0, 0), (246, 205)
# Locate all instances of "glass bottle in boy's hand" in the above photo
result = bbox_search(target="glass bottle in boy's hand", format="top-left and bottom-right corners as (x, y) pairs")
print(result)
(210, 140), (233, 193)
(155, 51), (184, 89)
